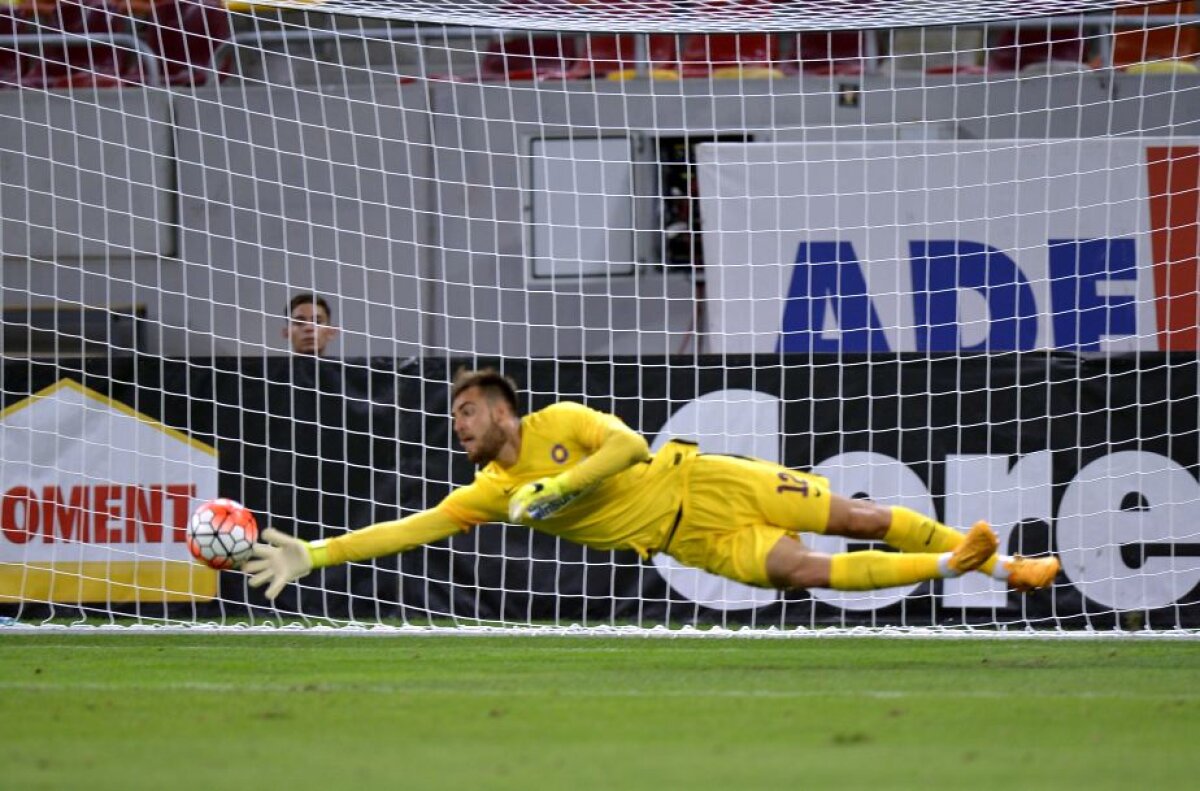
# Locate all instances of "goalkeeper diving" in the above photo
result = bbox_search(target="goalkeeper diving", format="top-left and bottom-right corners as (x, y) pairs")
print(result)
(246, 368), (1060, 599)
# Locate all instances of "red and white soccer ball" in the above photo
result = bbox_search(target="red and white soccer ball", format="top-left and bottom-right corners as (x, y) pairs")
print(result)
(187, 498), (259, 570)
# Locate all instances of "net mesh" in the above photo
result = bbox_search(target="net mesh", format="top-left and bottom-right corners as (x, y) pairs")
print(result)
(0, 1), (1198, 633)
(238, 1), (1168, 33)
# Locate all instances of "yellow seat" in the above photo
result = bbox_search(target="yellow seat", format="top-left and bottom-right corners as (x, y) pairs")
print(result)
(711, 65), (784, 79)
(224, 0), (328, 13)
(1126, 59), (1200, 74)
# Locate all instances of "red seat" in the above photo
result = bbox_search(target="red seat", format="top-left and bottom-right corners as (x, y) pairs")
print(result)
(0, 6), (41, 88)
(464, 30), (680, 82)
(23, 0), (144, 89)
(988, 25), (1086, 72)
(478, 32), (678, 82)
(565, 33), (636, 78)
(677, 32), (783, 77)
(142, 0), (231, 86)
(793, 31), (870, 74)
(925, 63), (992, 76)
(479, 33), (579, 81)
(1111, 2), (1200, 68)
(558, 33), (678, 79)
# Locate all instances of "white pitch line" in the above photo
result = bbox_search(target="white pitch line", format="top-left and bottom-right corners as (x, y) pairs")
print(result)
(0, 681), (1197, 702)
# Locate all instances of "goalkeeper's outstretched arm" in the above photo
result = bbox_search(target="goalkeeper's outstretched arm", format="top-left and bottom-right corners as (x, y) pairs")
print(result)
(509, 410), (650, 522)
(245, 509), (466, 600)
(565, 419), (649, 489)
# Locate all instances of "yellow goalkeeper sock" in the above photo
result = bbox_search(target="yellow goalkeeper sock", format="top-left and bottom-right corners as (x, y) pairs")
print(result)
(886, 507), (1000, 575)
(829, 551), (942, 591)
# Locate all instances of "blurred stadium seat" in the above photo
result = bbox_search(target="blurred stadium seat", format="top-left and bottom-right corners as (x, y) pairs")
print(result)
(478, 33), (579, 81)
(574, 33), (678, 79)
(476, 32), (683, 82)
(142, 0), (231, 86)
(0, 5), (41, 87)
(791, 30), (874, 74)
(1111, 1), (1199, 69)
(676, 32), (784, 78)
(988, 23), (1087, 72)
(0, 0), (231, 89)
(884, 26), (986, 74)
(22, 0), (144, 89)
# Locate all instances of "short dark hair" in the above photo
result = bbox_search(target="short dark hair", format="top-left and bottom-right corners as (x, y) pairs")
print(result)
(288, 293), (332, 320)
(451, 367), (520, 415)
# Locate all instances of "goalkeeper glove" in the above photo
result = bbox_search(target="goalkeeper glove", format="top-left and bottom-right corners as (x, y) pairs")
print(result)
(244, 527), (315, 600)
(508, 476), (578, 522)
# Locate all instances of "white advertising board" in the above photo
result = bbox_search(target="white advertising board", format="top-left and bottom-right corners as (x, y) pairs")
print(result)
(696, 139), (1199, 353)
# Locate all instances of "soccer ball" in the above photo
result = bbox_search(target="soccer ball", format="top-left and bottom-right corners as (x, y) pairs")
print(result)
(187, 498), (259, 570)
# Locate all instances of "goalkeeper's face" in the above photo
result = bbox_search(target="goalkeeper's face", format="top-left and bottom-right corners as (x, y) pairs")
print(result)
(452, 388), (510, 466)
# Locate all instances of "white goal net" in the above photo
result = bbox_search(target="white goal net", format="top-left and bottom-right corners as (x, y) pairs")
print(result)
(1, 0), (1198, 632)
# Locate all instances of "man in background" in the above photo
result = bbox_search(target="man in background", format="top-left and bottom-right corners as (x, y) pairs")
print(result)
(284, 293), (338, 356)
(261, 292), (399, 619)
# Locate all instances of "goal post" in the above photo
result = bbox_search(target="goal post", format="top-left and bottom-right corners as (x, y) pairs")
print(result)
(0, 0), (1198, 633)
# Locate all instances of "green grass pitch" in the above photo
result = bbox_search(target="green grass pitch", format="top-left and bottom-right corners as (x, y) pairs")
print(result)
(2, 633), (1199, 791)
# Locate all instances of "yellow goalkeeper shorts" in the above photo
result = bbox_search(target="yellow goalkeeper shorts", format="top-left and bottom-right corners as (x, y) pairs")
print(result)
(667, 453), (832, 588)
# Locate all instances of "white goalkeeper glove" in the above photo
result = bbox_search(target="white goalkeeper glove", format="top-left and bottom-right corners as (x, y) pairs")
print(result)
(508, 476), (578, 522)
(243, 527), (314, 600)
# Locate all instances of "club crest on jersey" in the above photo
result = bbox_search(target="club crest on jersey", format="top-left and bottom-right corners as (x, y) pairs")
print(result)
(550, 444), (569, 464)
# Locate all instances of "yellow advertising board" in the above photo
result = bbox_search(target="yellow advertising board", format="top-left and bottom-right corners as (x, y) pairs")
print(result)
(0, 379), (219, 602)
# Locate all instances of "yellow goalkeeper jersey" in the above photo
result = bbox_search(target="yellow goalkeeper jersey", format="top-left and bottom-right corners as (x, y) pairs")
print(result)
(317, 402), (688, 567)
